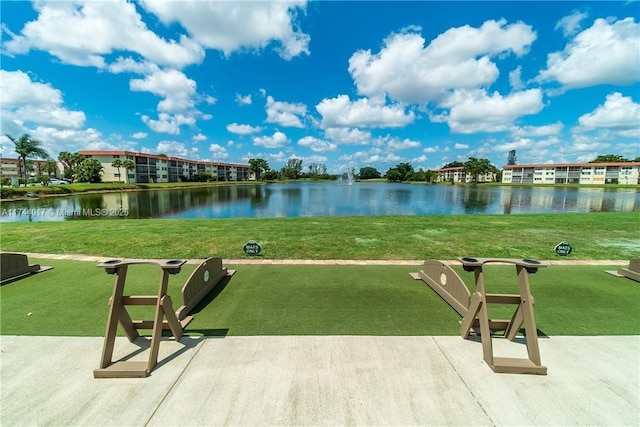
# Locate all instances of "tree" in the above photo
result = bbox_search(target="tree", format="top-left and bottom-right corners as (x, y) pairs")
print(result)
(307, 163), (327, 177)
(463, 157), (493, 182)
(58, 151), (85, 181)
(395, 162), (414, 181)
(23, 159), (36, 183)
(507, 150), (517, 165)
(122, 159), (135, 183)
(589, 154), (630, 163)
(6, 134), (48, 187)
(42, 159), (58, 177)
(76, 158), (103, 183)
(385, 168), (402, 182)
(249, 158), (270, 180)
(410, 168), (427, 182)
(359, 166), (381, 180)
(111, 159), (123, 182)
(281, 158), (303, 180)
(262, 170), (279, 181)
(193, 172), (213, 182)
(424, 169), (438, 182)
(441, 161), (464, 168)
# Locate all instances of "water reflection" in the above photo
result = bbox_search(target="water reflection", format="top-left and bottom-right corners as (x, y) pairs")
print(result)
(1, 182), (638, 222)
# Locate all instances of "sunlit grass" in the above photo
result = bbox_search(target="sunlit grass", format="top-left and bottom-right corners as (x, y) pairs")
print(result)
(1, 213), (638, 260)
(1, 260), (638, 337)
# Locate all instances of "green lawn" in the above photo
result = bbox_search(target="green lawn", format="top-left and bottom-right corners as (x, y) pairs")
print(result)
(1, 212), (638, 260)
(1, 259), (638, 337)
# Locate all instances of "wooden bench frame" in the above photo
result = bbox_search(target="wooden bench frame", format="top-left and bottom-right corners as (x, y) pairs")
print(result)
(411, 257), (548, 375)
(618, 258), (640, 282)
(94, 257), (235, 378)
(1, 252), (52, 284)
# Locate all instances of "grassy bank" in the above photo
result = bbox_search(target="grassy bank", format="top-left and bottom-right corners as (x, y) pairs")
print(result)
(0, 181), (258, 200)
(0, 213), (638, 260)
(1, 259), (638, 336)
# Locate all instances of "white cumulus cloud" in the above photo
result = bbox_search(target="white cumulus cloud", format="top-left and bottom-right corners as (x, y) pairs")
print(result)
(324, 127), (372, 145)
(510, 123), (564, 138)
(537, 17), (640, 89)
(209, 143), (229, 159)
(140, 0), (310, 60)
(141, 113), (196, 135)
(156, 140), (198, 158)
(431, 89), (544, 134)
(265, 96), (307, 128)
(2, 0), (204, 69)
(555, 10), (589, 37)
(297, 136), (337, 152)
(378, 136), (422, 150)
(226, 123), (263, 135)
(130, 68), (197, 113)
(348, 20), (536, 103)
(578, 92), (640, 130)
(235, 93), (252, 106)
(316, 95), (415, 129)
(0, 70), (86, 129)
(253, 131), (289, 148)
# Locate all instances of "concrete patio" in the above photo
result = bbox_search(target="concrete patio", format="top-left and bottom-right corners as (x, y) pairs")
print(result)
(1, 334), (638, 426)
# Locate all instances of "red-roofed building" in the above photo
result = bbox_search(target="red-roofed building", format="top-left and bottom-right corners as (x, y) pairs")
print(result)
(435, 166), (497, 183)
(502, 162), (640, 185)
(79, 150), (250, 183)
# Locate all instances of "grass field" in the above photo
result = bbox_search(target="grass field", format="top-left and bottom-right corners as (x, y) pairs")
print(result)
(1, 259), (638, 337)
(1, 212), (638, 260)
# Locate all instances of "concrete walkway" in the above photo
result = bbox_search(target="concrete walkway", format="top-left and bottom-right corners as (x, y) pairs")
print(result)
(1, 335), (638, 426)
(17, 252), (631, 266)
(1, 254), (637, 425)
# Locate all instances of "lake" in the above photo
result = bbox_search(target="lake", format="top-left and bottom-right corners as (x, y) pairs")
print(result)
(1, 182), (639, 222)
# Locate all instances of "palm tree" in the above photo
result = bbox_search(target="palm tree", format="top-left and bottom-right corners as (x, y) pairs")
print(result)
(111, 159), (123, 182)
(122, 159), (135, 183)
(6, 134), (48, 186)
(42, 159), (59, 177)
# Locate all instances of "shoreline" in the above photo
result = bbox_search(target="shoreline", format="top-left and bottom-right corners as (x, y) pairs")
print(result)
(2, 180), (638, 203)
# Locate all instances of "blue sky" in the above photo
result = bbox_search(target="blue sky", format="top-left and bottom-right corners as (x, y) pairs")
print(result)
(1, 1), (639, 174)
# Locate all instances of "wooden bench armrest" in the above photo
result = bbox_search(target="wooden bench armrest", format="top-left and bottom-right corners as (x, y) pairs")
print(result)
(458, 257), (548, 274)
(97, 259), (186, 274)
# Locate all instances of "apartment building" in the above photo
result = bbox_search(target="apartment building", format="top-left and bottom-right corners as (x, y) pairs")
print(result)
(502, 162), (640, 185)
(79, 150), (250, 183)
(435, 166), (497, 183)
(0, 157), (59, 182)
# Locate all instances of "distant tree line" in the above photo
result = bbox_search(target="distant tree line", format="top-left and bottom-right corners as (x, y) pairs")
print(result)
(4, 133), (636, 188)
(248, 157), (501, 183)
(589, 154), (640, 163)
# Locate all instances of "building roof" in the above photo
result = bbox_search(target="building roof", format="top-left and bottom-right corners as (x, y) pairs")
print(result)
(503, 162), (640, 169)
(0, 157), (51, 163)
(78, 150), (248, 168)
(436, 166), (465, 172)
